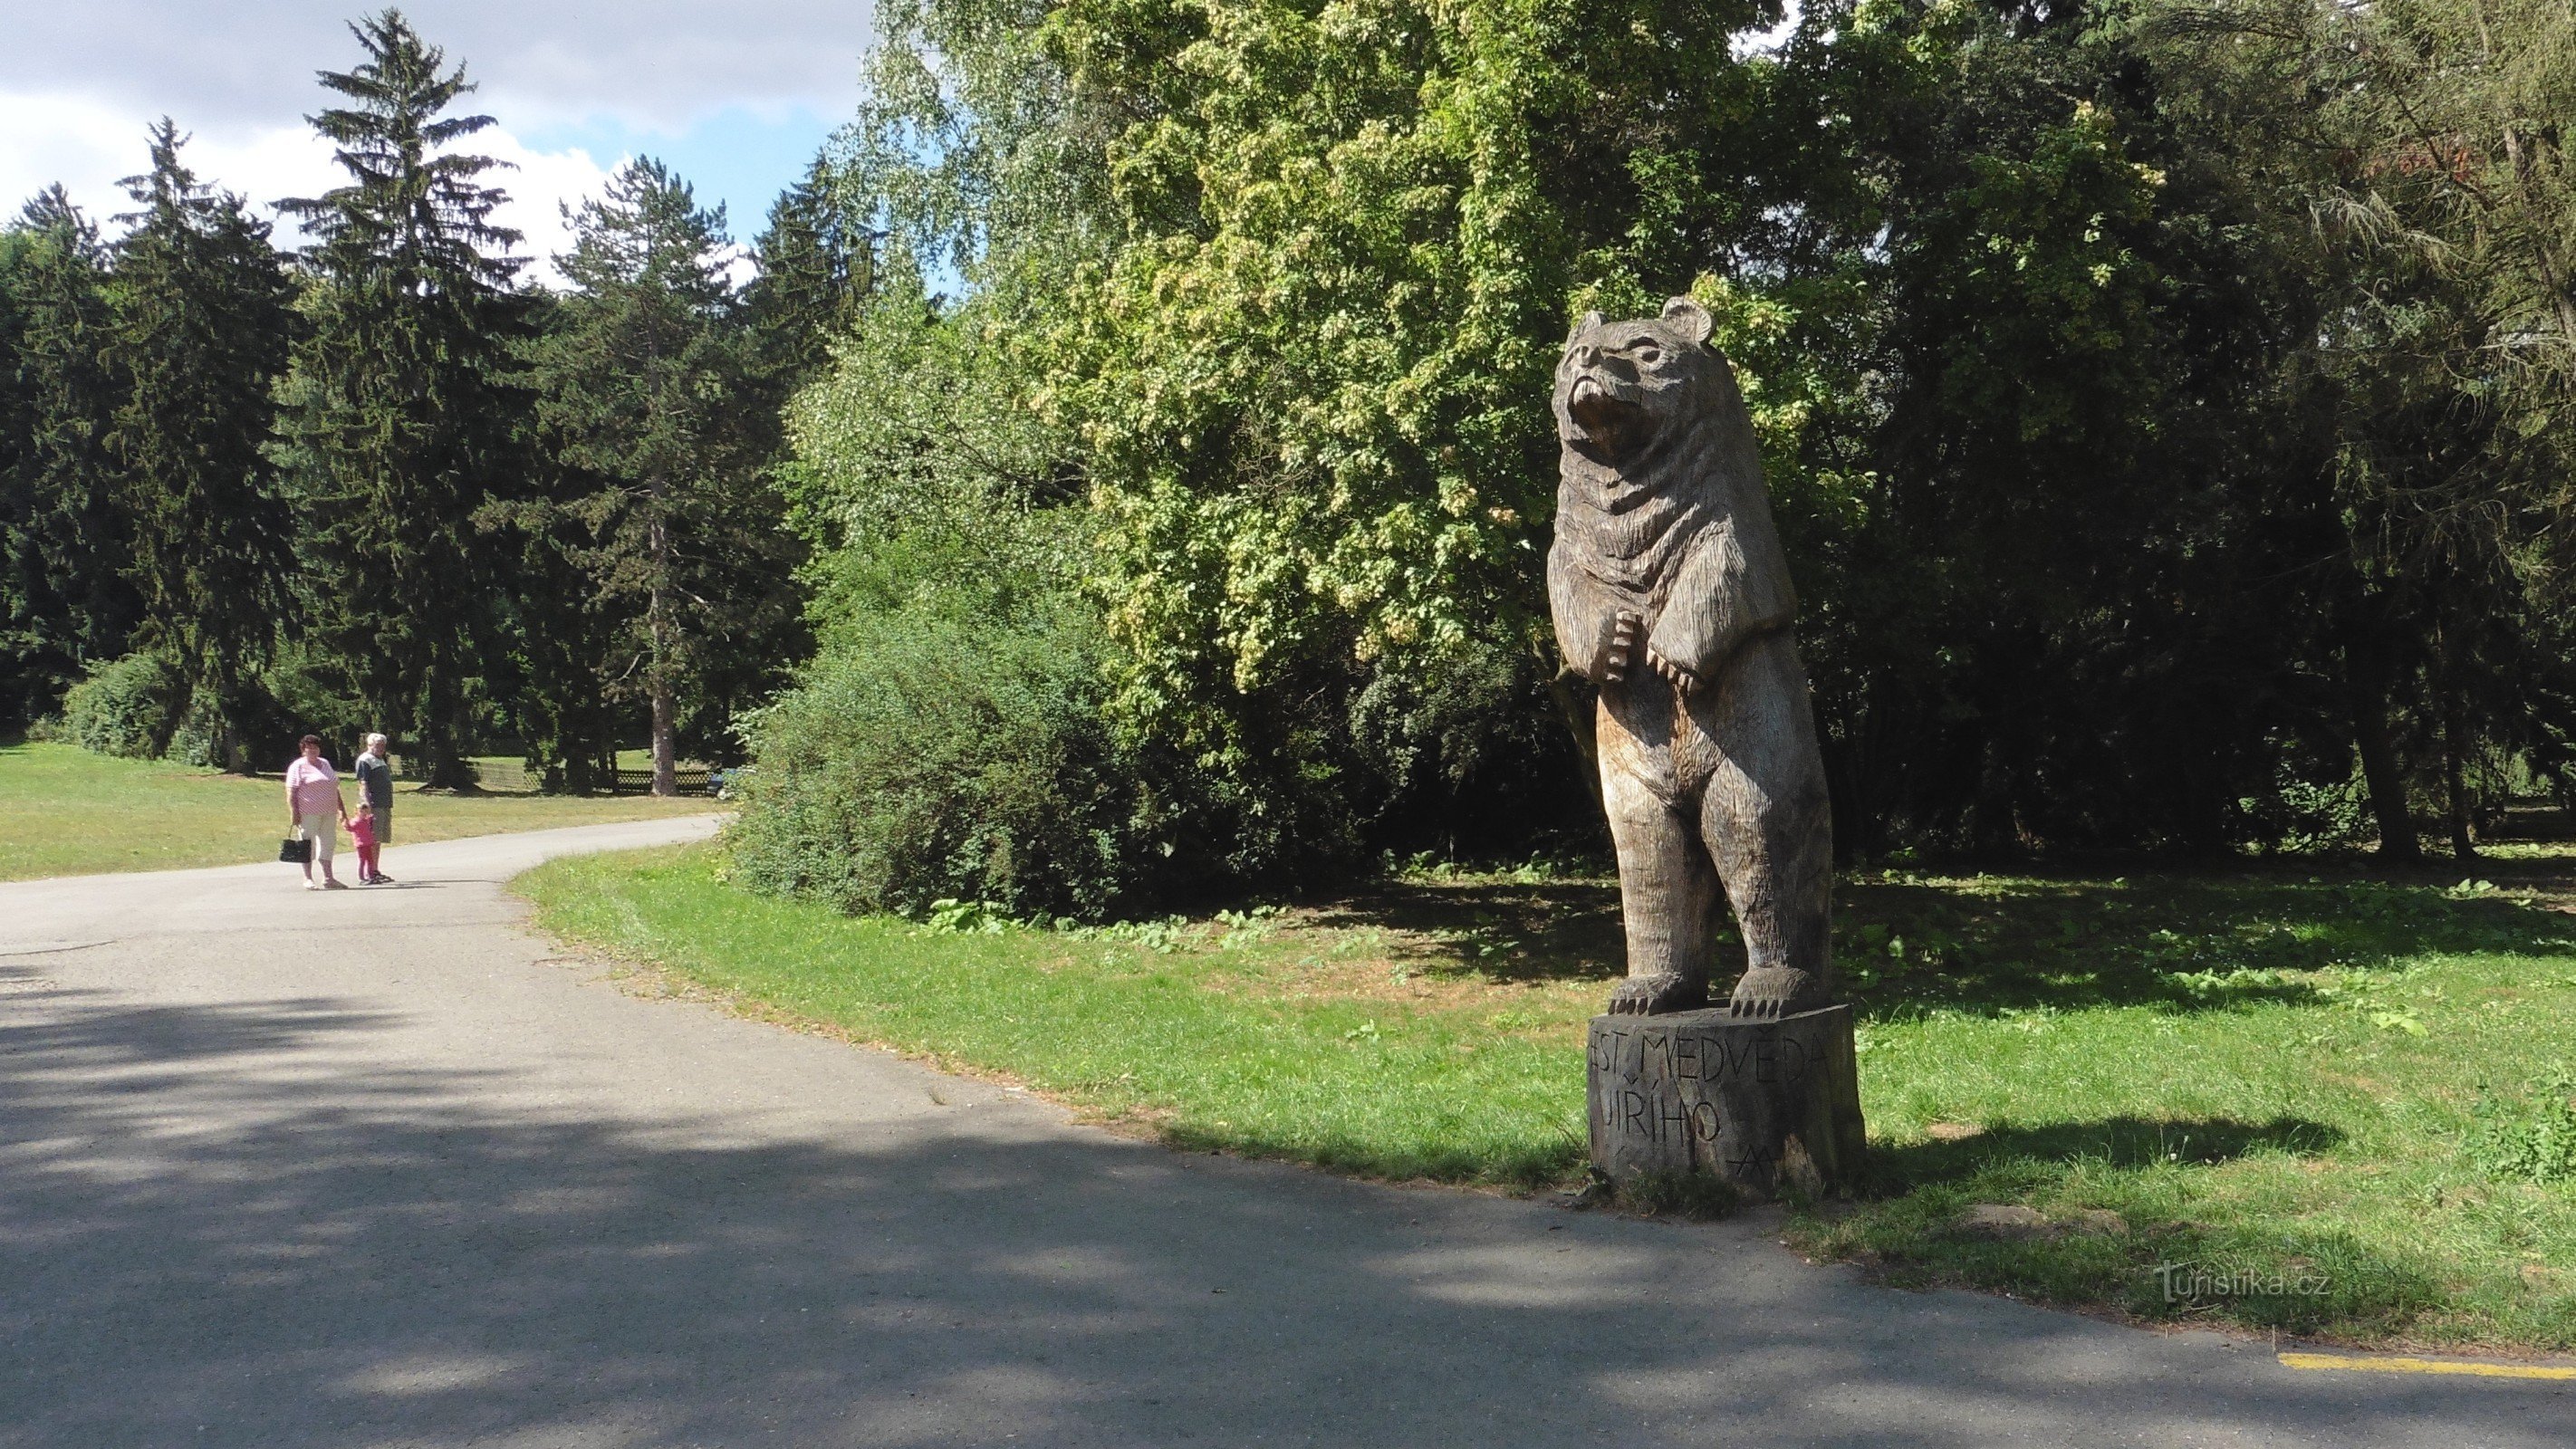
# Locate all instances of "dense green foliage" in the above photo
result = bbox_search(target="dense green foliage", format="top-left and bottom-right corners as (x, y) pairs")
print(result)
(269, 12), (537, 788)
(0, 9), (836, 782)
(8, 0), (2576, 909)
(728, 594), (1145, 918)
(720, 0), (2576, 918)
(745, 158), (872, 391)
(744, 299), (1291, 914)
(52, 648), (187, 759)
(104, 121), (299, 766)
(1, 190), (137, 731)
(514, 159), (804, 788)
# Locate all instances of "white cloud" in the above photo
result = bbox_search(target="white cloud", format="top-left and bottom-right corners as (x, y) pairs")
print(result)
(3, 2), (873, 134)
(0, 88), (617, 285)
(0, 2), (877, 283)
(479, 130), (623, 276)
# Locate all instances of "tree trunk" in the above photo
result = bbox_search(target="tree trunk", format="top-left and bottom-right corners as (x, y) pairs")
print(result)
(208, 661), (245, 774)
(1971, 729), (2019, 860)
(2347, 634), (2417, 865)
(420, 744), (476, 792)
(649, 679), (676, 798)
(418, 646), (479, 792)
(648, 540), (677, 798)
(2443, 685), (2477, 863)
(417, 706), (476, 791)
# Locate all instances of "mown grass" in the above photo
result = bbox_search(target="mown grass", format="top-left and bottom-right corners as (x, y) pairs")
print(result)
(1809, 863), (2576, 1350)
(0, 741), (716, 881)
(521, 846), (1595, 1185)
(518, 841), (2576, 1349)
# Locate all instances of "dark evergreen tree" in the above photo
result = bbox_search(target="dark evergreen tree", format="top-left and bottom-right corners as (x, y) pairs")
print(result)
(745, 155), (868, 390)
(104, 120), (299, 765)
(272, 9), (531, 786)
(518, 158), (802, 793)
(0, 187), (134, 730)
(0, 223), (36, 727)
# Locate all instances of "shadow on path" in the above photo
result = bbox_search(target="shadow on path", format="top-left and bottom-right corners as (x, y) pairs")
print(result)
(0, 967), (2556, 1448)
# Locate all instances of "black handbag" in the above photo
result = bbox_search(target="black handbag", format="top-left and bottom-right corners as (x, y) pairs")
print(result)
(278, 832), (313, 864)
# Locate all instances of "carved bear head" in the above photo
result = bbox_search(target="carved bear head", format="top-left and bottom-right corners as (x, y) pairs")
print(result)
(1554, 296), (1719, 463)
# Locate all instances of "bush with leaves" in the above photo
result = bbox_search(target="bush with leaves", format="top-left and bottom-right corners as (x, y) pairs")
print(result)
(743, 288), (1331, 919)
(730, 521), (1305, 921)
(56, 648), (186, 759)
(726, 591), (1127, 918)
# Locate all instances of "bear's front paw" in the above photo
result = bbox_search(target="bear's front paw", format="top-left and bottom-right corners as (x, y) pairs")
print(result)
(1726, 965), (1822, 1021)
(1646, 646), (1698, 692)
(1606, 972), (1707, 1016)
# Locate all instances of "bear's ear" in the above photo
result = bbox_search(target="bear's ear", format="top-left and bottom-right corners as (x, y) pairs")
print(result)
(1567, 310), (1604, 343)
(1661, 296), (1716, 346)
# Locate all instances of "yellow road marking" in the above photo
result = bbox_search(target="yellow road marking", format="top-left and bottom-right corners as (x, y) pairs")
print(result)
(2279, 1352), (2576, 1381)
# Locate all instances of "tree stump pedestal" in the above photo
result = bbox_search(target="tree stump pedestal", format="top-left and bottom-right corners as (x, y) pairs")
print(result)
(1586, 1004), (1866, 1200)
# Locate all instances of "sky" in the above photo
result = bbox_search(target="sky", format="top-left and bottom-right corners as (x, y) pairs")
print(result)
(0, 2), (879, 283)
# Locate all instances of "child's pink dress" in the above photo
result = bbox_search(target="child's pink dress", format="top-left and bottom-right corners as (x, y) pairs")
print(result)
(349, 811), (380, 882)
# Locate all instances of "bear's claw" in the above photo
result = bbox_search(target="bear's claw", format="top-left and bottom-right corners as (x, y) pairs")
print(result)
(1601, 610), (1646, 684)
(1727, 965), (1819, 1020)
(1606, 972), (1707, 1016)
(1646, 645), (1698, 692)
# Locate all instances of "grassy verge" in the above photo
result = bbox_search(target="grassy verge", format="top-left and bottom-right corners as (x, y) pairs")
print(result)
(518, 841), (2576, 1350)
(520, 846), (1594, 1185)
(0, 741), (716, 881)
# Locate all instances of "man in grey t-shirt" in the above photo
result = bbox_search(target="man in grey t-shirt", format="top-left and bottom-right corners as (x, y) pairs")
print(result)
(352, 733), (396, 883)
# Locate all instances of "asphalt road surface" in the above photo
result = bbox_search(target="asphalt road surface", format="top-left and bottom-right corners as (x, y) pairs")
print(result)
(1, 819), (2566, 1447)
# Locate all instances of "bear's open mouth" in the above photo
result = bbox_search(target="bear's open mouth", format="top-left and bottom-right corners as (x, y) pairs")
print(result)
(1568, 374), (1641, 437)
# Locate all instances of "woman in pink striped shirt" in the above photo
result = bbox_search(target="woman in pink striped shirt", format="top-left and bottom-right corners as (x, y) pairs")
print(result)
(284, 734), (351, 890)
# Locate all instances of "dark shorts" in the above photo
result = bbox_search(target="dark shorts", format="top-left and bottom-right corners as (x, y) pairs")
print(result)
(370, 803), (392, 844)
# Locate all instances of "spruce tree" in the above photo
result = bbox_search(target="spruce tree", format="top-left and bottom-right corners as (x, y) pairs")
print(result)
(0, 187), (134, 728)
(521, 158), (800, 793)
(105, 120), (298, 766)
(273, 8), (529, 787)
(745, 155), (868, 391)
(0, 219), (38, 727)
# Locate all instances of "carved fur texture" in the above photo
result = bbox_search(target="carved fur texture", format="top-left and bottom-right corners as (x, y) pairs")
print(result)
(1548, 297), (1834, 1019)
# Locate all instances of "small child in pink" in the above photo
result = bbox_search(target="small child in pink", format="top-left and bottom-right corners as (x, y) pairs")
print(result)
(348, 805), (380, 884)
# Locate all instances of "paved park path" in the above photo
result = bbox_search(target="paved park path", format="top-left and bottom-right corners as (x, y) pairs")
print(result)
(1, 819), (2566, 1447)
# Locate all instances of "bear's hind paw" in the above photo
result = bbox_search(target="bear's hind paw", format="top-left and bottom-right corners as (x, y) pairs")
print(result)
(1606, 972), (1707, 1016)
(1726, 966), (1822, 1020)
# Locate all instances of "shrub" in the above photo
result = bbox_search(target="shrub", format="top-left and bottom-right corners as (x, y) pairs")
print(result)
(728, 597), (1243, 922)
(56, 651), (187, 759)
(763, 296), (1367, 918)
(2239, 754), (2376, 854)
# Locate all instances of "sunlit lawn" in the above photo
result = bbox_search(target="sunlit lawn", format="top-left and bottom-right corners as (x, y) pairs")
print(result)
(0, 741), (717, 881)
(519, 840), (2576, 1349)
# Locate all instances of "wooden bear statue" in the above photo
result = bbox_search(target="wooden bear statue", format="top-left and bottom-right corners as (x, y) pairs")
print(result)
(1548, 297), (1834, 1019)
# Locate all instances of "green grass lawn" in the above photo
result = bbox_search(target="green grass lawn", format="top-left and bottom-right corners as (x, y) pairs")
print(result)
(517, 841), (2576, 1350)
(0, 741), (719, 881)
